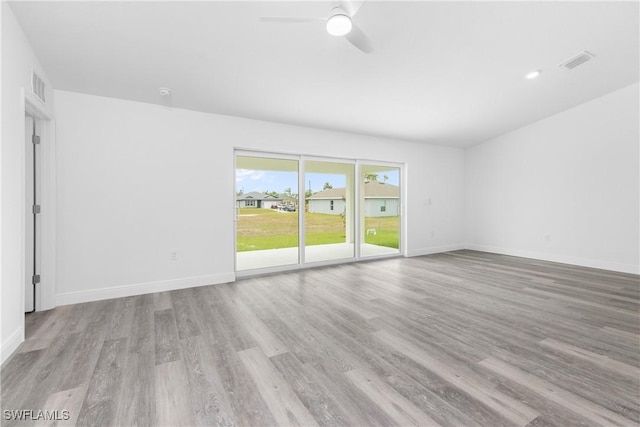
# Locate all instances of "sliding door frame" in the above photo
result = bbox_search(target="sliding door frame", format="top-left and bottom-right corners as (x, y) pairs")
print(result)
(357, 159), (404, 261)
(300, 155), (357, 268)
(235, 149), (404, 277)
(234, 150), (301, 276)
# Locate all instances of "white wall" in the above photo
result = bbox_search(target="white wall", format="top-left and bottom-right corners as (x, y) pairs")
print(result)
(1, 2), (54, 364)
(466, 83), (640, 274)
(53, 90), (466, 304)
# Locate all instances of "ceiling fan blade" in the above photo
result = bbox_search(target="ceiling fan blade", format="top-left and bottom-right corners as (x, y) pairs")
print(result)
(260, 16), (325, 24)
(345, 24), (373, 53)
(340, 0), (367, 17)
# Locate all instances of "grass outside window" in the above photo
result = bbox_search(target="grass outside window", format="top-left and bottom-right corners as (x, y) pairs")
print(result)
(236, 208), (398, 251)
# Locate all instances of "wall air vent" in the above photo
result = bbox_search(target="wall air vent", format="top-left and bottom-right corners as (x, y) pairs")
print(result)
(559, 51), (596, 70)
(31, 70), (46, 103)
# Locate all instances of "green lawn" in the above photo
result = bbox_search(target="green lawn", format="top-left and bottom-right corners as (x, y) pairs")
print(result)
(236, 208), (399, 251)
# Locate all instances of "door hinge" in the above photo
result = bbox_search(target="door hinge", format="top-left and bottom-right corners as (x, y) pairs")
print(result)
(32, 204), (41, 215)
(32, 274), (40, 285)
(32, 135), (40, 145)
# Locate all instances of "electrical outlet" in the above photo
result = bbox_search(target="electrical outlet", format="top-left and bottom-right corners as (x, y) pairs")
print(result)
(170, 251), (179, 261)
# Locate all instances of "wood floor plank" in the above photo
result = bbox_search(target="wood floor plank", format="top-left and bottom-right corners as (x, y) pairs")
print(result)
(190, 288), (278, 426)
(540, 337), (640, 379)
(269, 351), (357, 426)
(154, 360), (194, 427)
(63, 300), (113, 334)
(601, 325), (640, 341)
(105, 296), (137, 340)
(179, 336), (235, 426)
(529, 281), (639, 304)
(19, 306), (73, 353)
(129, 294), (155, 354)
(35, 385), (88, 427)
(374, 329), (540, 426)
(238, 347), (319, 427)
(0, 349), (45, 413)
(218, 285), (287, 357)
(523, 287), (639, 317)
(59, 310), (115, 392)
(76, 338), (127, 427)
(9, 333), (84, 414)
(153, 291), (173, 311)
(382, 366), (493, 427)
(345, 367), (441, 426)
(479, 356), (636, 426)
(170, 289), (201, 339)
(114, 350), (155, 426)
(154, 308), (181, 365)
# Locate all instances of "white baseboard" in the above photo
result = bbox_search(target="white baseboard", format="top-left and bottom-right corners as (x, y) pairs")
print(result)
(56, 273), (236, 306)
(465, 244), (639, 275)
(407, 244), (466, 257)
(1, 326), (24, 367)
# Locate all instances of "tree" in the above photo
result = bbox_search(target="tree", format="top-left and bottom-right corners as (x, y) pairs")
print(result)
(236, 187), (244, 196)
(383, 174), (389, 183)
(323, 182), (333, 190)
(283, 187), (292, 197)
(364, 173), (378, 182)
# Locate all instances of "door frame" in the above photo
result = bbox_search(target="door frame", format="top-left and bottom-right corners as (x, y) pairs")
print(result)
(234, 149), (405, 277)
(357, 159), (405, 261)
(300, 155), (358, 268)
(23, 90), (56, 312)
(234, 150), (301, 276)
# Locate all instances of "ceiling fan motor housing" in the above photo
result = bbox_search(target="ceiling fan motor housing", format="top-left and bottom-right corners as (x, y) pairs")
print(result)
(326, 7), (352, 36)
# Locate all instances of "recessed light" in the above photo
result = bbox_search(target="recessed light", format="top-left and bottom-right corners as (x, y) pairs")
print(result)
(159, 87), (171, 96)
(326, 9), (352, 36)
(525, 70), (542, 80)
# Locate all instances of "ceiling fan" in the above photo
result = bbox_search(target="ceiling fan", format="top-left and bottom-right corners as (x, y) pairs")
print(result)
(260, 0), (373, 53)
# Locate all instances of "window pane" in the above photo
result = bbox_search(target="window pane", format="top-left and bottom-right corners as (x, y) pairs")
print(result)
(360, 165), (400, 257)
(236, 155), (299, 270)
(305, 160), (355, 263)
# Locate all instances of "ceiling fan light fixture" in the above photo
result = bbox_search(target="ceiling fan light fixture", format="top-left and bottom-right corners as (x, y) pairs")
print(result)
(326, 12), (352, 36)
(525, 70), (542, 80)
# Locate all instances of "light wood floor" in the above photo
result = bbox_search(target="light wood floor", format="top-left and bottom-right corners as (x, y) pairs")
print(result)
(2, 250), (639, 426)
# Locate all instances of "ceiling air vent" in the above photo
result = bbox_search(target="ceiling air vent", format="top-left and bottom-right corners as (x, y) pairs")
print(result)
(559, 51), (596, 71)
(31, 70), (46, 103)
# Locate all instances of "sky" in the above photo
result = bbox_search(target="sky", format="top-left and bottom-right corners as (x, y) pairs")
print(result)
(236, 169), (400, 195)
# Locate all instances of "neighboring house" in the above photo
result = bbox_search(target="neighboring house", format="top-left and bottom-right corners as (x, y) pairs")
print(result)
(236, 192), (282, 209)
(308, 181), (399, 217)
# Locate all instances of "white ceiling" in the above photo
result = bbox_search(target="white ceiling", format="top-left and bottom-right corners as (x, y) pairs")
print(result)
(9, 1), (639, 147)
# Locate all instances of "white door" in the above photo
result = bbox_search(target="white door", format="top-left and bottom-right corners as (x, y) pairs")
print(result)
(25, 116), (41, 312)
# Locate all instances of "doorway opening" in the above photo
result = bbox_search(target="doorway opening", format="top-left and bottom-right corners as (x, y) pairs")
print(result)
(22, 90), (56, 316)
(24, 115), (41, 313)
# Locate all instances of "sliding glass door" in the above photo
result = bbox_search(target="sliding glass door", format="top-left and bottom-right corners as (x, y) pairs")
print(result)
(360, 164), (401, 258)
(235, 154), (299, 271)
(304, 160), (355, 263)
(235, 151), (402, 273)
